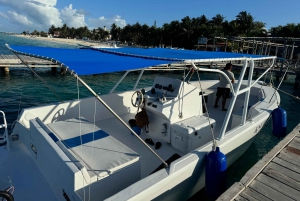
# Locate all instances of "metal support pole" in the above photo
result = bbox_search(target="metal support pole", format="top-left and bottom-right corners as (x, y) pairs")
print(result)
(133, 69), (144, 89)
(213, 37), (216, 51)
(275, 45), (279, 56)
(72, 71), (169, 168)
(219, 59), (248, 139)
(290, 42), (295, 60)
(260, 41), (264, 55)
(225, 39), (228, 52)
(254, 41), (258, 55)
(109, 71), (129, 93)
(241, 60), (254, 125)
(280, 39), (287, 74)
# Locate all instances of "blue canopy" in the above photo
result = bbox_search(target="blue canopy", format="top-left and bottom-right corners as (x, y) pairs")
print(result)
(8, 45), (275, 76)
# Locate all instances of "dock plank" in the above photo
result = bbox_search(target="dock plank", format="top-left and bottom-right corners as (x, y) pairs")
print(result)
(243, 188), (271, 201)
(249, 180), (294, 201)
(217, 125), (300, 201)
(263, 165), (300, 191)
(240, 124), (300, 187)
(239, 192), (258, 201)
(289, 136), (300, 150)
(272, 157), (300, 174)
(278, 147), (300, 167)
(266, 162), (300, 182)
(256, 173), (300, 200)
(234, 195), (249, 201)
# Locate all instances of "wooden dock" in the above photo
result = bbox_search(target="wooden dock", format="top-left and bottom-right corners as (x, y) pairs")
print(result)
(217, 123), (300, 201)
(0, 54), (58, 68)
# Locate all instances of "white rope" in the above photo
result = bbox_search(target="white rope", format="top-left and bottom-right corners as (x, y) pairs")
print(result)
(273, 87), (300, 100)
(77, 77), (86, 201)
(195, 68), (217, 150)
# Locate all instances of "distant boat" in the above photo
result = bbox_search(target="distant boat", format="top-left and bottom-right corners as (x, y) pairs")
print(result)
(1, 45), (279, 201)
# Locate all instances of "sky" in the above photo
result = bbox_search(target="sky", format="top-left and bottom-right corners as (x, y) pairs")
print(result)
(0, 0), (299, 33)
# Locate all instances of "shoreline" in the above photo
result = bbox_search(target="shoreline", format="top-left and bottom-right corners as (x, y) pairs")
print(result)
(13, 34), (102, 47)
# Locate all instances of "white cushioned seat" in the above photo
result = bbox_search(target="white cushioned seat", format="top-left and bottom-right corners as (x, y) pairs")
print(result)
(47, 117), (140, 178)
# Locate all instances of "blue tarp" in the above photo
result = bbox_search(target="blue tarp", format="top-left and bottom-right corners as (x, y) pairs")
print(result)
(9, 45), (274, 76)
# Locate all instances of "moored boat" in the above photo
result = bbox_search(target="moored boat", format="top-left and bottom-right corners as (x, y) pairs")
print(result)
(0, 45), (279, 200)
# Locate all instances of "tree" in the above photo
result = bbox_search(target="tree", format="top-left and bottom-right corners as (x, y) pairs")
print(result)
(236, 11), (255, 36)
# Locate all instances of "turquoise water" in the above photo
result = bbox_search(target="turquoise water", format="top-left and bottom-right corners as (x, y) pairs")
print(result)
(1, 34), (300, 199)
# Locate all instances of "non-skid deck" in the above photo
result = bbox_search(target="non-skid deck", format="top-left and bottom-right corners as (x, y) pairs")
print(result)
(217, 123), (300, 201)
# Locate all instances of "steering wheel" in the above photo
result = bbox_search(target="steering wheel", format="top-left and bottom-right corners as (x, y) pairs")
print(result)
(131, 91), (144, 107)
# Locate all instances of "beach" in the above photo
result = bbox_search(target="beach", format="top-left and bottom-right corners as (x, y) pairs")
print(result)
(14, 34), (100, 46)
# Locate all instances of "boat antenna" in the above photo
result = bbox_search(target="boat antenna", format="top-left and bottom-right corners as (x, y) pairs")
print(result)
(192, 62), (217, 151)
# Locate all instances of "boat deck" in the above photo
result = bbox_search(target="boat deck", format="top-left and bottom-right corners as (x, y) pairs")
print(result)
(95, 113), (184, 178)
(217, 123), (300, 201)
(0, 141), (57, 200)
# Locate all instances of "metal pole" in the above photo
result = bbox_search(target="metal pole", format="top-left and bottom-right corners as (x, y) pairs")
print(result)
(241, 60), (254, 125)
(289, 42), (295, 60)
(280, 39), (287, 74)
(213, 37), (216, 51)
(225, 39), (228, 52)
(260, 41), (264, 55)
(109, 71), (129, 93)
(5, 44), (168, 167)
(219, 59), (248, 139)
(72, 72), (169, 167)
(275, 45), (279, 56)
(133, 69), (144, 89)
(251, 58), (275, 87)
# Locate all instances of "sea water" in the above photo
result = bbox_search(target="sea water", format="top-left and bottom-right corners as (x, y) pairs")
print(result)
(1, 34), (300, 199)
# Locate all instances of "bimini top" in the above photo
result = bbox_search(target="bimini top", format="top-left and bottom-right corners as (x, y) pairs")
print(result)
(7, 44), (276, 76)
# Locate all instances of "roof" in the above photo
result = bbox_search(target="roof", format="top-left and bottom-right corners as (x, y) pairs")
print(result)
(7, 45), (276, 76)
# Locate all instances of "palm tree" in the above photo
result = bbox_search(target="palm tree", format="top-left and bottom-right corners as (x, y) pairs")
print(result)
(236, 11), (255, 36)
(210, 14), (225, 27)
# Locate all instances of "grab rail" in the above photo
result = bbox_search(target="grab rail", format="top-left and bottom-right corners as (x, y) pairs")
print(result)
(0, 110), (10, 152)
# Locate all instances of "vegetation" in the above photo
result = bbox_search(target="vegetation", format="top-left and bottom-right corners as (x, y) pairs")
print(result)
(23, 11), (300, 49)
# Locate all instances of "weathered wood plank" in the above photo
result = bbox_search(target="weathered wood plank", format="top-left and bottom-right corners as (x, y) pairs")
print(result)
(256, 173), (300, 200)
(249, 180), (294, 201)
(272, 157), (300, 174)
(239, 192), (258, 201)
(263, 165), (300, 191)
(278, 147), (300, 167)
(240, 124), (300, 186)
(267, 162), (300, 182)
(234, 195), (249, 201)
(217, 182), (245, 201)
(243, 188), (272, 201)
(289, 137), (300, 150)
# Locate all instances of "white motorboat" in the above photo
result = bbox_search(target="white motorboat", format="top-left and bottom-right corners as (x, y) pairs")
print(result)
(0, 45), (279, 201)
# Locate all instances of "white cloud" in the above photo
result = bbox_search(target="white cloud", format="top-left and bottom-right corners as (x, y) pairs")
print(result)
(60, 4), (86, 28)
(88, 15), (126, 29)
(0, 0), (126, 32)
(0, 11), (8, 19)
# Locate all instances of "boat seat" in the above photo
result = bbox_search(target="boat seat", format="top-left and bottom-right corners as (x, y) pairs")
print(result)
(47, 117), (140, 179)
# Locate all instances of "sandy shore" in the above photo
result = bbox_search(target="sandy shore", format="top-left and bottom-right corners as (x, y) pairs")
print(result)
(14, 34), (101, 46)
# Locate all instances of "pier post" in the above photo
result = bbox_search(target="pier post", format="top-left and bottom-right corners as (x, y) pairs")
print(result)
(0, 67), (9, 74)
(280, 39), (287, 75)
